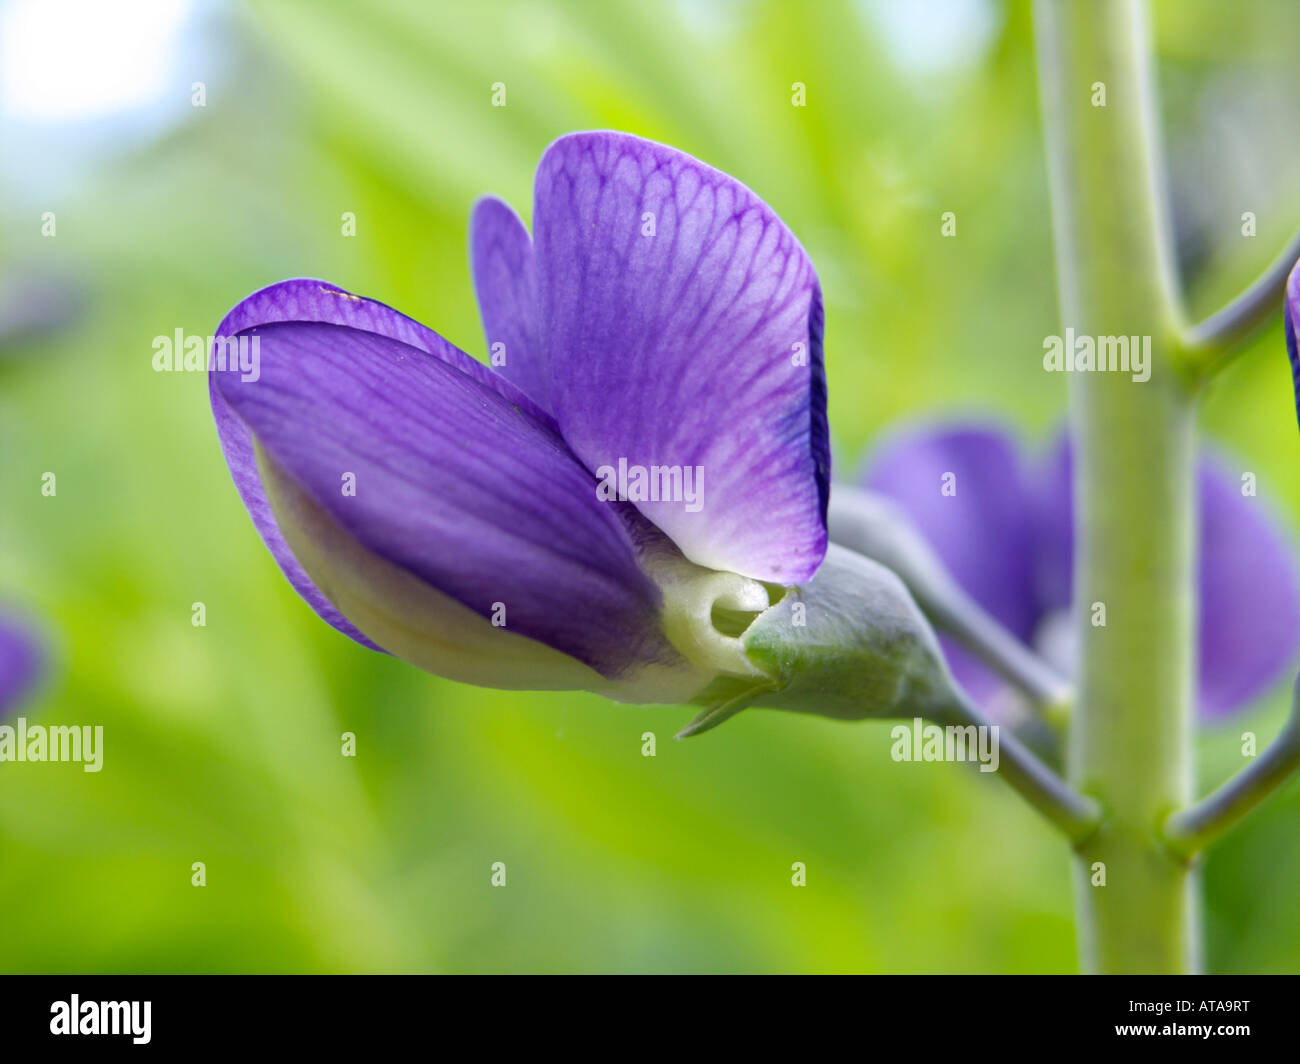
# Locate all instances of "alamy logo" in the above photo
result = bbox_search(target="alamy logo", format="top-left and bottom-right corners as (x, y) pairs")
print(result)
(890, 717), (1000, 773)
(1042, 328), (1151, 382)
(595, 458), (704, 513)
(50, 995), (151, 1044)
(153, 329), (260, 382)
(0, 717), (103, 772)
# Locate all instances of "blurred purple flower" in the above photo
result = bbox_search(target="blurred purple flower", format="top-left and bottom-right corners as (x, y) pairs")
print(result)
(0, 270), (85, 357)
(210, 131), (829, 701)
(0, 610), (44, 718)
(862, 422), (1300, 720)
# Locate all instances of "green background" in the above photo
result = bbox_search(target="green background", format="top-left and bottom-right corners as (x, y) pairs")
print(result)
(2, 0), (1299, 973)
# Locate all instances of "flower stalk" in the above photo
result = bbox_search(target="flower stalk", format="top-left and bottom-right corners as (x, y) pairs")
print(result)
(931, 691), (1101, 844)
(829, 489), (1072, 722)
(709, 544), (1100, 840)
(1163, 674), (1300, 858)
(1179, 226), (1300, 373)
(1035, 0), (1199, 973)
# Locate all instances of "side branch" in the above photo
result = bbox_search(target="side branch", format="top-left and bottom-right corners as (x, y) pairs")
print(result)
(1162, 676), (1300, 858)
(1180, 228), (1300, 371)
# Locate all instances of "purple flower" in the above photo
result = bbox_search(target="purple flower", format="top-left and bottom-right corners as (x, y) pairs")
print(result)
(0, 610), (43, 719)
(210, 132), (829, 703)
(861, 422), (1300, 720)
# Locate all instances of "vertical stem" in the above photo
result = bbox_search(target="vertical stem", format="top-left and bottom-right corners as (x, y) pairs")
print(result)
(1034, 0), (1199, 972)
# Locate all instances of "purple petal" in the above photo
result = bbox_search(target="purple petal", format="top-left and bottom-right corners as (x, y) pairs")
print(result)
(469, 196), (548, 411)
(213, 315), (682, 680)
(1030, 433), (1073, 613)
(533, 131), (829, 584)
(1285, 261), (1300, 432)
(862, 422), (1041, 703)
(0, 611), (43, 718)
(1196, 456), (1300, 718)
(211, 279), (554, 652)
(1033, 437), (1300, 718)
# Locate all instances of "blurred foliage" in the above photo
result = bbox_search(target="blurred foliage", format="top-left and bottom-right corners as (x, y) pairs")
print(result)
(1, 0), (1299, 972)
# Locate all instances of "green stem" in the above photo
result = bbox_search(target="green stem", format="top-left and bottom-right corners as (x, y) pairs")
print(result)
(1035, 0), (1200, 973)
